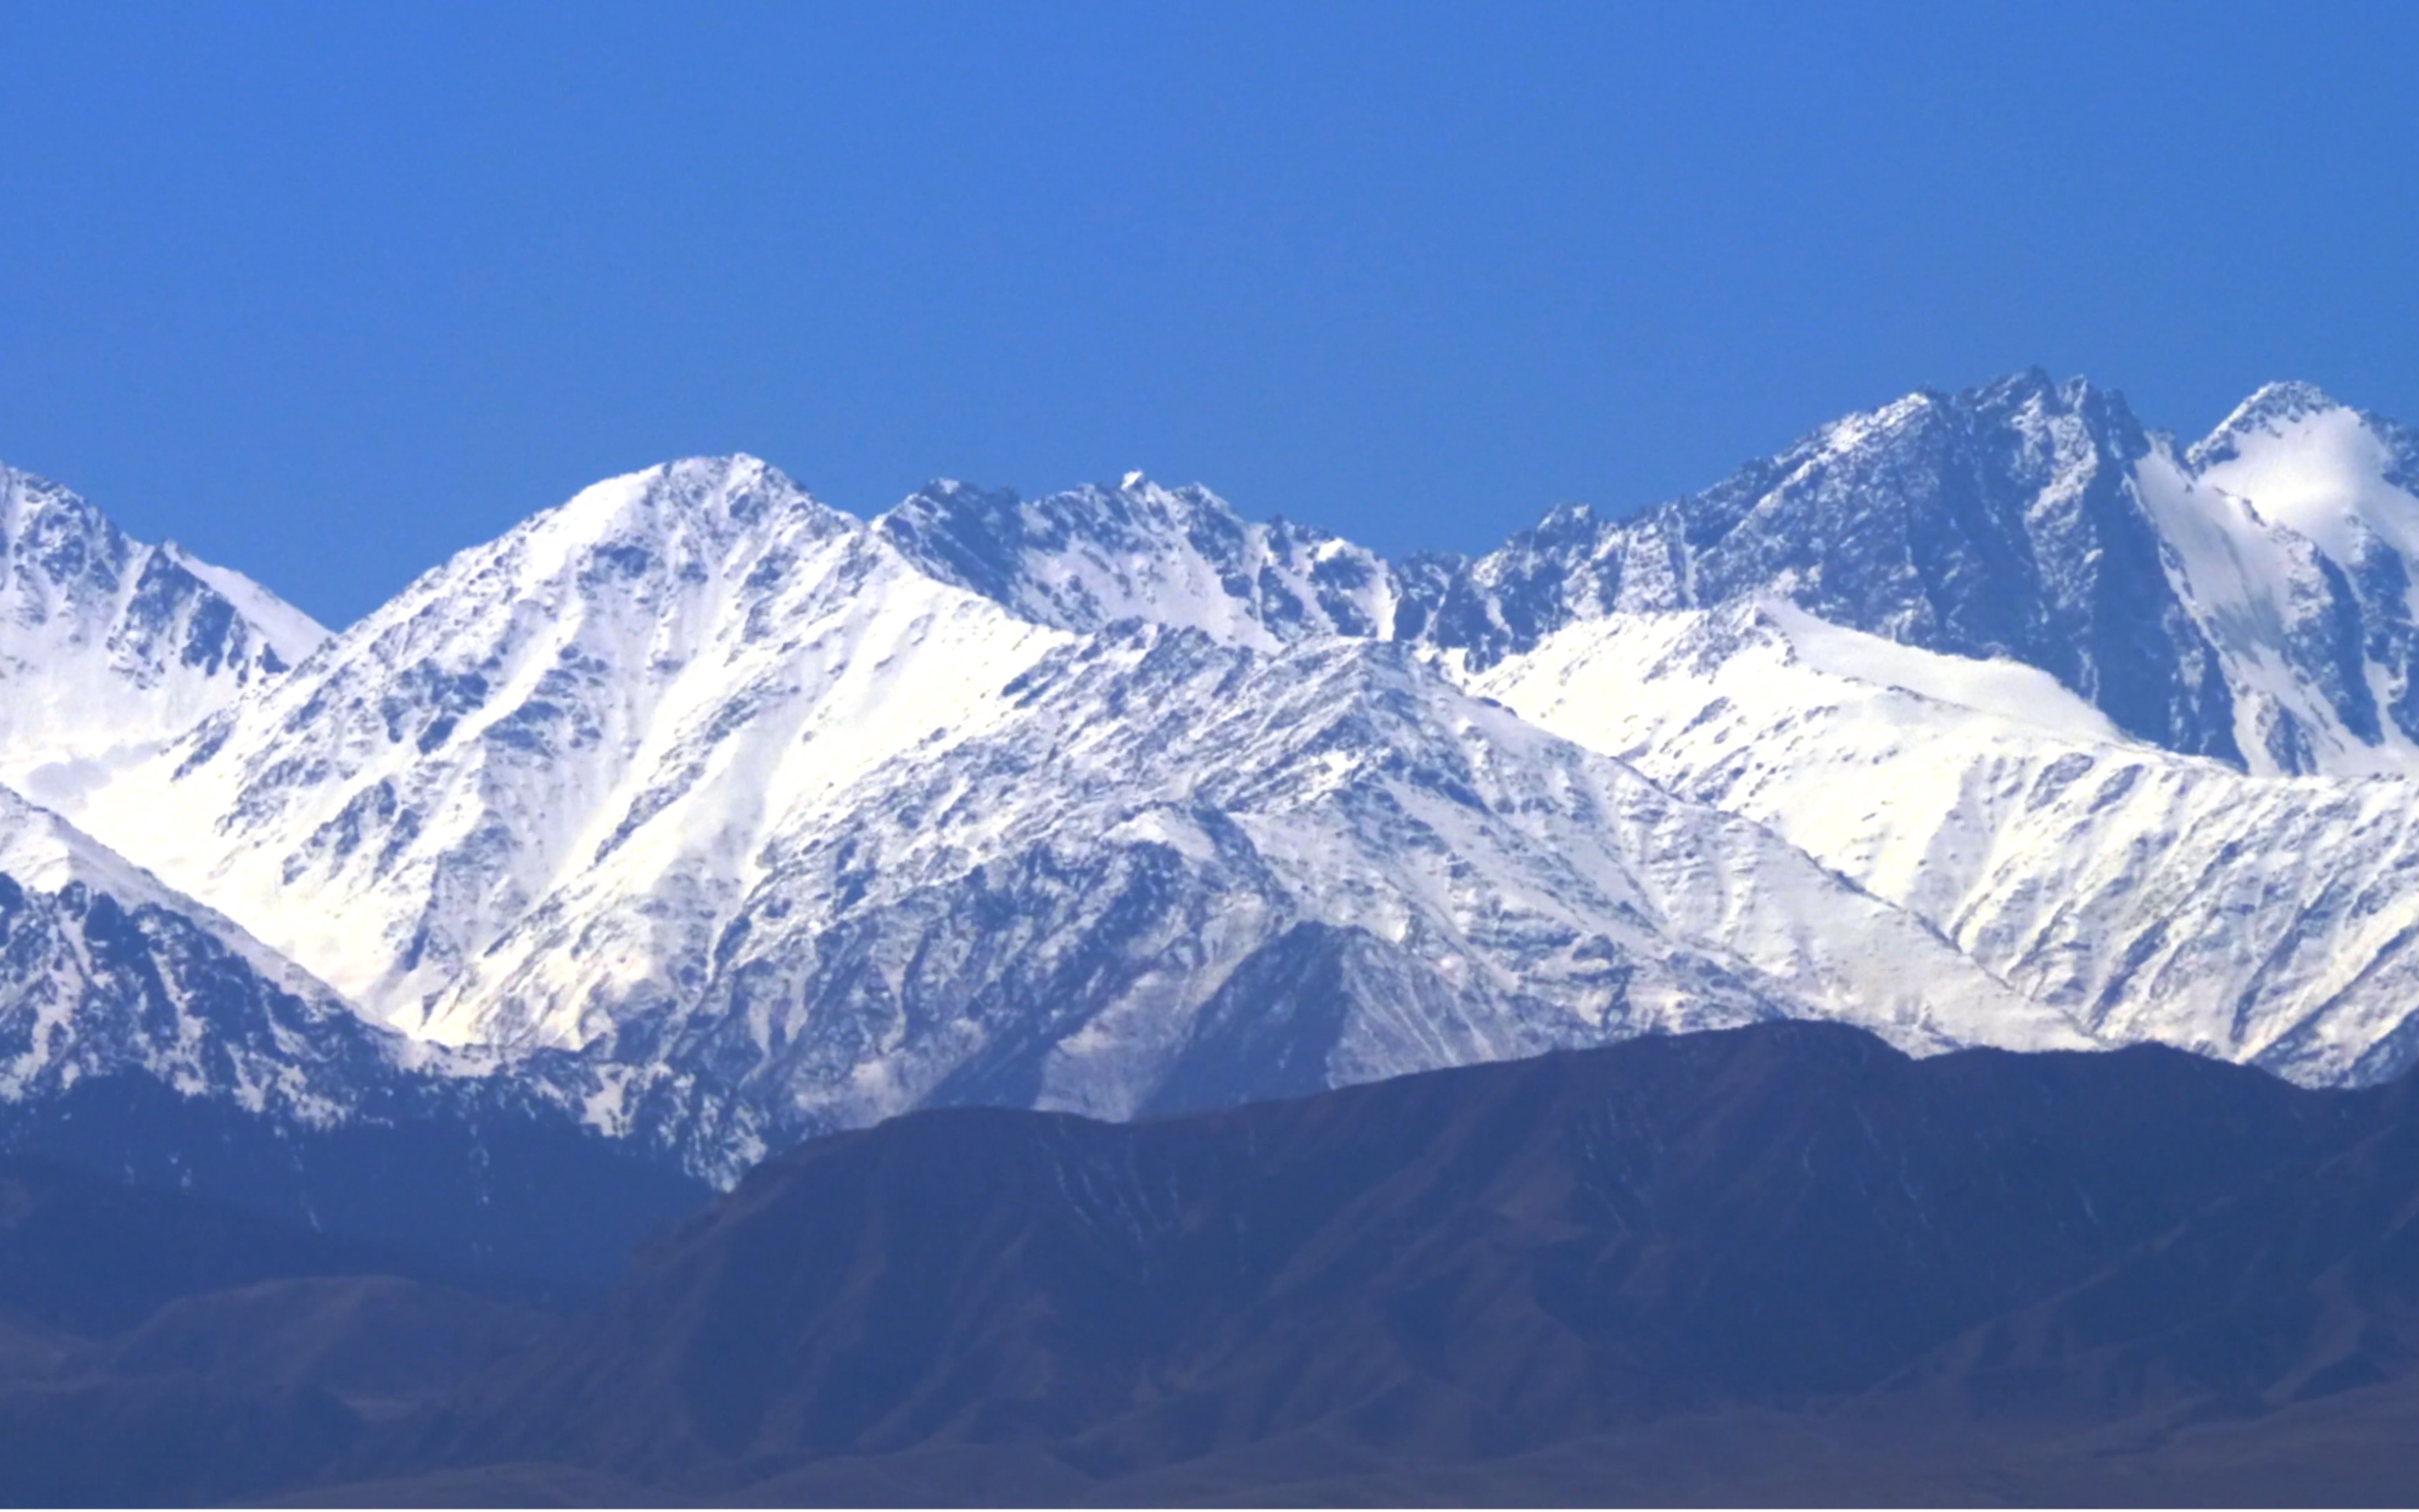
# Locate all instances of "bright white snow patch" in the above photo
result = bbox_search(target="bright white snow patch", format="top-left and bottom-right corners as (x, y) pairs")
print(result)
(2196, 400), (2419, 568)
(1760, 599), (2126, 743)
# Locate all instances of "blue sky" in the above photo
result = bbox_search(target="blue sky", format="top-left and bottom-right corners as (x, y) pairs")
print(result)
(5, 1), (2418, 625)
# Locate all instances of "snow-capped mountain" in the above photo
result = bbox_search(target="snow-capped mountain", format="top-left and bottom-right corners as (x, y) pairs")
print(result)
(24, 365), (2419, 1186)
(2139, 381), (2419, 774)
(66, 456), (1070, 1032)
(43, 456), (2066, 1176)
(0, 462), (326, 803)
(481, 624), (2074, 1175)
(1462, 604), (2419, 1085)
(874, 376), (2419, 780)
(1403, 374), (2419, 1085)
(795, 374), (2419, 1093)
(1407, 371), (2419, 781)
(1400, 372), (2246, 764)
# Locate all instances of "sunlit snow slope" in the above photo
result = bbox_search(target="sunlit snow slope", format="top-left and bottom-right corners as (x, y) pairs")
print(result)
(68, 456), (1070, 1034)
(1465, 605), (2419, 1085)
(0, 780), (397, 1119)
(0, 463), (326, 803)
(880, 373), (2419, 1089)
(529, 624), (2074, 1174)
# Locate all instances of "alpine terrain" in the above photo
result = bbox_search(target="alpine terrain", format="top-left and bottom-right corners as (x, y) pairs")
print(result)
(7, 370), (2419, 1190)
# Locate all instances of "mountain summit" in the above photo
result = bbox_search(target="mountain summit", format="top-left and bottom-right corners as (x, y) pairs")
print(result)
(0, 462), (326, 802)
(879, 473), (1401, 646)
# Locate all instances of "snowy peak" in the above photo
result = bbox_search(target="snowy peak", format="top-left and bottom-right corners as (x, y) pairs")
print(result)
(107, 455), (864, 1010)
(1403, 372), (2241, 762)
(2119, 383), (2419, 774)
(2181, 384), (2419, 563)
(65, 453), (1068, 1032)
(1657, 369), (2160, 624)
(0, 463), (326, 672)
(1779, 370), (2138, 477)
(447, 453), (851, 595)
(2186, 380), (2354, 470)
(878, 474), (1398, 647)
(0, 461), (329, 795)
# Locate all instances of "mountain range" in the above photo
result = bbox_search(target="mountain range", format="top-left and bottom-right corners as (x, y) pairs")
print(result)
(17, 370), (2419, 1503)
(9, 370), (2419, 1207)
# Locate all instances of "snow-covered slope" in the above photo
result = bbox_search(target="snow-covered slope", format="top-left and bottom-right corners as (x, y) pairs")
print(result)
(2134, 382), (2419, 775)
(881, 475), (1401, 646)
(1465, 604), (2419, 1086)
(1396, 372), (2246, 765)
(0, 463), (327, 803)
(39, 369), (2419, 1183)
(0, 780), (399, 1117)
(470, 625), (2077, 1175)
(67, 456), (1069, 1031)
(41, 459), (2071, 1176)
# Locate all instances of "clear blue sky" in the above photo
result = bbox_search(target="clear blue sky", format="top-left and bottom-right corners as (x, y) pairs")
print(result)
(5, 1), (2418, 625)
